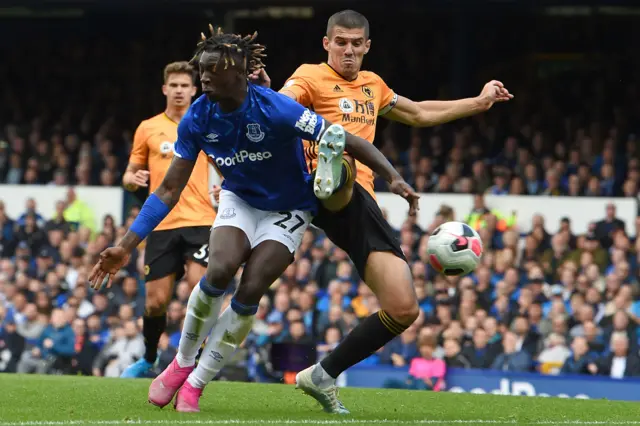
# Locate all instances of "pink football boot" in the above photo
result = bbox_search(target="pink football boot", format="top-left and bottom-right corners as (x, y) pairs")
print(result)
(148, 358), (194, 408)
(174, 381), (204, 413)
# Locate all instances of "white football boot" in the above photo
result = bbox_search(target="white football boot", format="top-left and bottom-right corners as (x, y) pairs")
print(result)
(295, 364), (350, 414)
(314, 124), (346, 199)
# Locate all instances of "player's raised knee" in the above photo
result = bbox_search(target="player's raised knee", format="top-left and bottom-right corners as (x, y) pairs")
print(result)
(387, 300), (420, 327)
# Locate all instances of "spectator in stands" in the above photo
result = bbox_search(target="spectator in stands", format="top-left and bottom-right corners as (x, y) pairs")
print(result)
(384, 337), (446, 391)
(381, 322), (419, 367)
(17, 308), (74, 374)
(491, 331), (532, 372)
(588, 332), (640, 379)
(15, 304), (46, 345)
(15, 213), (47, 254)
(537, 333), (571, 375)
(561, 336), (593, 375)
(63, 188), (96, 237)
(70, 317), (99, 376)
(0, 305), (25, 373)
(317, 326), (342, 362)
(17, 199), (45, 229)
(462, 327), (499, 369)
(93, 320), (144, 377)
(443, 338), (471, 368)
(541, 169), (566, 196)
(594, 204), (626, 249)
(512, 316), (542, 357)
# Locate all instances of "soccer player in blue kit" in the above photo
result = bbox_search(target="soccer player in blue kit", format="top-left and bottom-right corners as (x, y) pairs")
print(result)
(88, 26), (417, 412)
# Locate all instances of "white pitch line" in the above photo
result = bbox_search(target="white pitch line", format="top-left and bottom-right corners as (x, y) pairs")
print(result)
(2, 420), (640, 426)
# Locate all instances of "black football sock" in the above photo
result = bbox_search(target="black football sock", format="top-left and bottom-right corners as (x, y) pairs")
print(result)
(195, 342), (206, 362)
(143, 314), (167, 363)
(320, 310), (408, 378)
(333, 159), (352, 192)
(311, 159), (351, 193)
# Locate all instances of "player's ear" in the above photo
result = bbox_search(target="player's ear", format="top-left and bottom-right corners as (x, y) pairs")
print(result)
(190, 85), (196, 97)
(322, 36), (330, 53)
(364, 39), (371, 55)
(162, 84), (168, 96)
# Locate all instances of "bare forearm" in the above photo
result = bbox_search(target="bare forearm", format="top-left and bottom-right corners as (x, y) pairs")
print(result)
(153, 156), (195, 208)
(116, 183), (180, 252)
(417, 97), (486, 126)
(154, 181), (183, 210)
(344, 132), (401, 184)
(116, 231), (142, 252)
(122, 170), (137, 185)
(122, 171), (138, 191)
(122, 163), (145, 191)
(118, 157), (195, 252)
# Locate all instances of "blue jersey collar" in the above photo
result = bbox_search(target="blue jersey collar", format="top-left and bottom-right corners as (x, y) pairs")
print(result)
(212, 85), (251, 117)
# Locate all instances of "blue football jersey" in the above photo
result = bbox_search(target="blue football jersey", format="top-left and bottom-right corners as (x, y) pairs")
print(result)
(174, 84), (325, 213)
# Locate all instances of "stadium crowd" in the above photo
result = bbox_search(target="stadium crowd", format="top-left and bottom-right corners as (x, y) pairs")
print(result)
(1, 10), (640, 390)
(0, 187), (639, 386)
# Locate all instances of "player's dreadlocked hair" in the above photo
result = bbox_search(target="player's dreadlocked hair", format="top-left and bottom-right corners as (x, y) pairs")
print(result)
(190, 24), (267, 74)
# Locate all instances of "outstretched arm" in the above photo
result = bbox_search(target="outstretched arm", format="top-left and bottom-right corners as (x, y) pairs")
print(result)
(385, 80), (513, 127)
(342, 130), (401, 185)
(333, 126), (419, 213)
(117, 157), (195, 252)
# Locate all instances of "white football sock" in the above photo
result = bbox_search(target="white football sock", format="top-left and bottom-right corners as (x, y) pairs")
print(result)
(187, 306), (254, 388)
(312, 363), (336, 388)
(175, 283), (224, 368)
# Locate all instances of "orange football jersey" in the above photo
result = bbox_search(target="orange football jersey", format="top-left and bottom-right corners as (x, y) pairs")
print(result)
(280, 63), (398, 197)
(129, 113), (216, 231)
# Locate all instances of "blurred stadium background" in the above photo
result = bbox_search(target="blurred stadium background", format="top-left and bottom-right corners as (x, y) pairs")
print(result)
(1, 0), (639, 402)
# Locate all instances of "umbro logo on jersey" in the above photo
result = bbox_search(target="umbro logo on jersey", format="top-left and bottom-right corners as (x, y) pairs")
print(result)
(205, 133), (219, 143)
(333, 85), (343, 93)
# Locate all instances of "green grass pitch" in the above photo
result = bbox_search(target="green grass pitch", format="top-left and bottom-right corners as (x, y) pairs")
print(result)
(2, 374), (640, 425)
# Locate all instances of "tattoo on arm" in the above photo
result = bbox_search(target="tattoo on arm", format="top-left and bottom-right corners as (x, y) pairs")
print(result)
(118, 231), (142, 252)
(155, 157), (196, 208)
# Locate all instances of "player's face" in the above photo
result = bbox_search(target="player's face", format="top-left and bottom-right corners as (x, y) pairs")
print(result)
(199, 50), (241, 102)
(323, 26), (370, 78)
(162, 73), (196, 108)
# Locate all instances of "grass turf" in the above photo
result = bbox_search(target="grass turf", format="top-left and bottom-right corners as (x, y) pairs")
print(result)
(1, 374), (640, 425)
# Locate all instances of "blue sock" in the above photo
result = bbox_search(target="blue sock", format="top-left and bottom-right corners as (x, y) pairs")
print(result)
(230, 298), (258, 316)
(199, 276), (225, 298)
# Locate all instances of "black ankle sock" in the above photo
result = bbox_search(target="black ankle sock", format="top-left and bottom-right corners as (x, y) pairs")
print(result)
(143, 314), (167, 363)
(320, 310), (408, 378)
(334, 161), (351, 192)
(195, 342), (205, 361)
(311, 160), (351, 193)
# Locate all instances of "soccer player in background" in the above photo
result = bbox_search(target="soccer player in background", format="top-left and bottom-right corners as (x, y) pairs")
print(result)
(89, 26), (416, 412)
(119, 62), (219, 378)
(255, 10), (513, 413)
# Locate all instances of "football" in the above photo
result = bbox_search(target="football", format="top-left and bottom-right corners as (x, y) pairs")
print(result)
(427, 221), (483, 276)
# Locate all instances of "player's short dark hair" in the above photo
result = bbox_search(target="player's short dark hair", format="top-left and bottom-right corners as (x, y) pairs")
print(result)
(326, 10), (370, 39)
(163, 61), (195, 84)
(190, 24), (266, 74)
